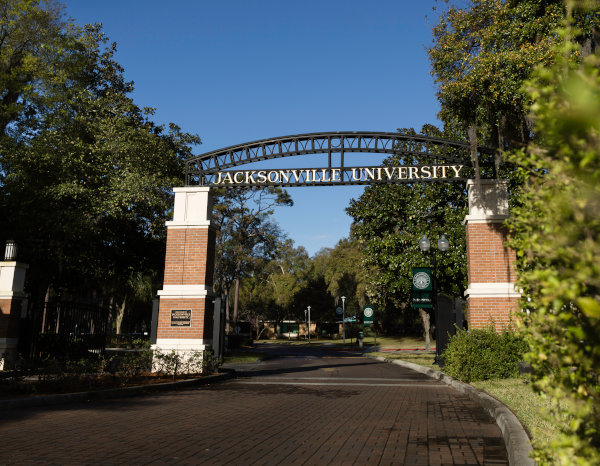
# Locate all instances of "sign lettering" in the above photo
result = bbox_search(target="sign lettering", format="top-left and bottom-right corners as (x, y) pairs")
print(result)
(171, 309), (192, 327)
(210, 164), (465, 186)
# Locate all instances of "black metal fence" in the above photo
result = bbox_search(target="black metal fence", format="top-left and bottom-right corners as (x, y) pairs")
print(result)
(18, 300), (110, 360)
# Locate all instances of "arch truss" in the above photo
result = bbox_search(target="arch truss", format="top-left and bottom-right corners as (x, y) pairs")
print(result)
(185, 131), (494, 187)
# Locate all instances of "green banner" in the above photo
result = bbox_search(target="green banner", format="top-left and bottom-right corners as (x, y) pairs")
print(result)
(363, 305), (374, 326)
(412, 267), (432, 309)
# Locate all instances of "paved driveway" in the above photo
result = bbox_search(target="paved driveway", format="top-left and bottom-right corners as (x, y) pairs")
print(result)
(1, 344), (507, 465)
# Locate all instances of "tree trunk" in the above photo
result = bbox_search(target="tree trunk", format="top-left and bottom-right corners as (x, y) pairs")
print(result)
(468, 123), (480, 181)
(232, 260), (241, 328)
(224, 290), (230, 334)
(41, 285), (51, 333)
(257, 324), (266, 340)
(116, 296), (127, 335)
(419, 308), (431, 351)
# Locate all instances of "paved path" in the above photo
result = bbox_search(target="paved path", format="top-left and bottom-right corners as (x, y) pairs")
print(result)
(1, 344), (507, 465)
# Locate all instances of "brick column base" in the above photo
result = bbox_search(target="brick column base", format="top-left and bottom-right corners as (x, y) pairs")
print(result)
(464, 180), (520, 330)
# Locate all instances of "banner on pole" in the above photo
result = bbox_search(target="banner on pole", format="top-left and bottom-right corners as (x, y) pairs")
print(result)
(412, 267), (432, 309)
(363, 305), (374, 327)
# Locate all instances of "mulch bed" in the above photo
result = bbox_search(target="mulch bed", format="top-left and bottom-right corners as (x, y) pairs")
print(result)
(0, 373), (205, 399)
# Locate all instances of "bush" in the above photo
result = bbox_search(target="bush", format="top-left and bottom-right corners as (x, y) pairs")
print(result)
(102, 351), (153, 383)
(442, 327), (528, 382)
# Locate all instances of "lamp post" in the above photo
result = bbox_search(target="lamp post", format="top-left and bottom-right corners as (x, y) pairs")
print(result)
(307, 306), (311, 343)
(341, 296), (346, 344)
(304, 309), (307, 340)
(418, 234), (449, 363)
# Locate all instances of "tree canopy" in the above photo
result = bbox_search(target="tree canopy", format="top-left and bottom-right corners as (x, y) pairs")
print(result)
(507, 3), (600, 461)
(0, 1), (200, 333)
(347, 125), (469, 333)
(429, 0), (600, 462)
(429, 0), (598, 151)
(212, 186), (292, 330)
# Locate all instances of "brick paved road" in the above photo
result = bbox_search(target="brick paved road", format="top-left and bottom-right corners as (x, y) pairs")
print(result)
(1, 345), (507, 465)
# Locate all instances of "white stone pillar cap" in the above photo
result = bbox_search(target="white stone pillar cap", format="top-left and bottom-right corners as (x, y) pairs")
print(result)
(167, 186), (213, 227)
(464, 179), (510, 222)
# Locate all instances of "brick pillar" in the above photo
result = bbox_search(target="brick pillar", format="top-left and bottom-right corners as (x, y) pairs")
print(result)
(0, 254), (28, 370)
(152, 187), (216, 373)
(464, 180), (520, 330)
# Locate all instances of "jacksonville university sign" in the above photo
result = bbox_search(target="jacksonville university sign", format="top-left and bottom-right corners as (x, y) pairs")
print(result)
(184, 132), (495, 186)
(211, 164), (466, 186)
(149, 131), (518, 377)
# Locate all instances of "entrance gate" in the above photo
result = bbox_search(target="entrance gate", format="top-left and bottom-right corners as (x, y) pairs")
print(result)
(153, 132), (520, 369)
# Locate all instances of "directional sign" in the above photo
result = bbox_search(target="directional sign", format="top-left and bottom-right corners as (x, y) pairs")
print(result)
(363, 305), (374, 327)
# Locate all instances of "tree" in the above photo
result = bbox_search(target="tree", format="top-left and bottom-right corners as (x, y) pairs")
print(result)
(212, 186), (292, 331)
(508, 3), (600, 462)
(265, 239), (311, 313)
(347, 126), (469, 336)
(428, 1), (600, 461)
(0, 0), (65, 136)
(0, 4), (200, 329)
(238, 239), (313, 337)
(429, 0), (598, 156)
(312, 237), (370, 318)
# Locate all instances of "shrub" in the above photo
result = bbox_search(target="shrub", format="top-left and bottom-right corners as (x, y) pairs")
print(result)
(103, 351), (153, 383)
(442, 327), (528, 382)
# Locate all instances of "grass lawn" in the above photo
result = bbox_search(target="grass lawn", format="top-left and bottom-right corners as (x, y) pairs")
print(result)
(471, 378), (559, 450)
(366, 335), (431, 349)
(255, 335), (431, 349)
(222, 351), (266, 363)
(371, 352), (437, 369)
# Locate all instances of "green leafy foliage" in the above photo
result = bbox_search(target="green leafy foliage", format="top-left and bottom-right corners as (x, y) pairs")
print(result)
(428, 0), (598, 149)
(0, 0), (65, 135)
(346, 126), (469, 334)
(212, 186), (292, 329)
(312, 237), (371, 316)
(0, 2), (200, 334)
(105, 351), (152, 383)
(442, 327), (528, 382)
(237, 238), (312, 333)
(235, 235), (371, 337)
(152, 349), (207, 378)
(507, 4), (600, 462)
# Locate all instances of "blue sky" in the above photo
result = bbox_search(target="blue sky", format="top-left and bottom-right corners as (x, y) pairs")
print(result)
(62, 0), (442, 256)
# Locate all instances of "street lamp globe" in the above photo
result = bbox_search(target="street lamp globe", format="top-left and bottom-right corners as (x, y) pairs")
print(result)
(419, 235), (431, 252)
(437, 234), (449, 252)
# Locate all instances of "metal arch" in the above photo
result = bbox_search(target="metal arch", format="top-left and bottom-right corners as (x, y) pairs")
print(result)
(185, 131), (492, 186)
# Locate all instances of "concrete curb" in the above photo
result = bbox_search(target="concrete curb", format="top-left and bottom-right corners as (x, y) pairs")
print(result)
(367, 355), (535, 466)
(0, 370), (236, 410)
